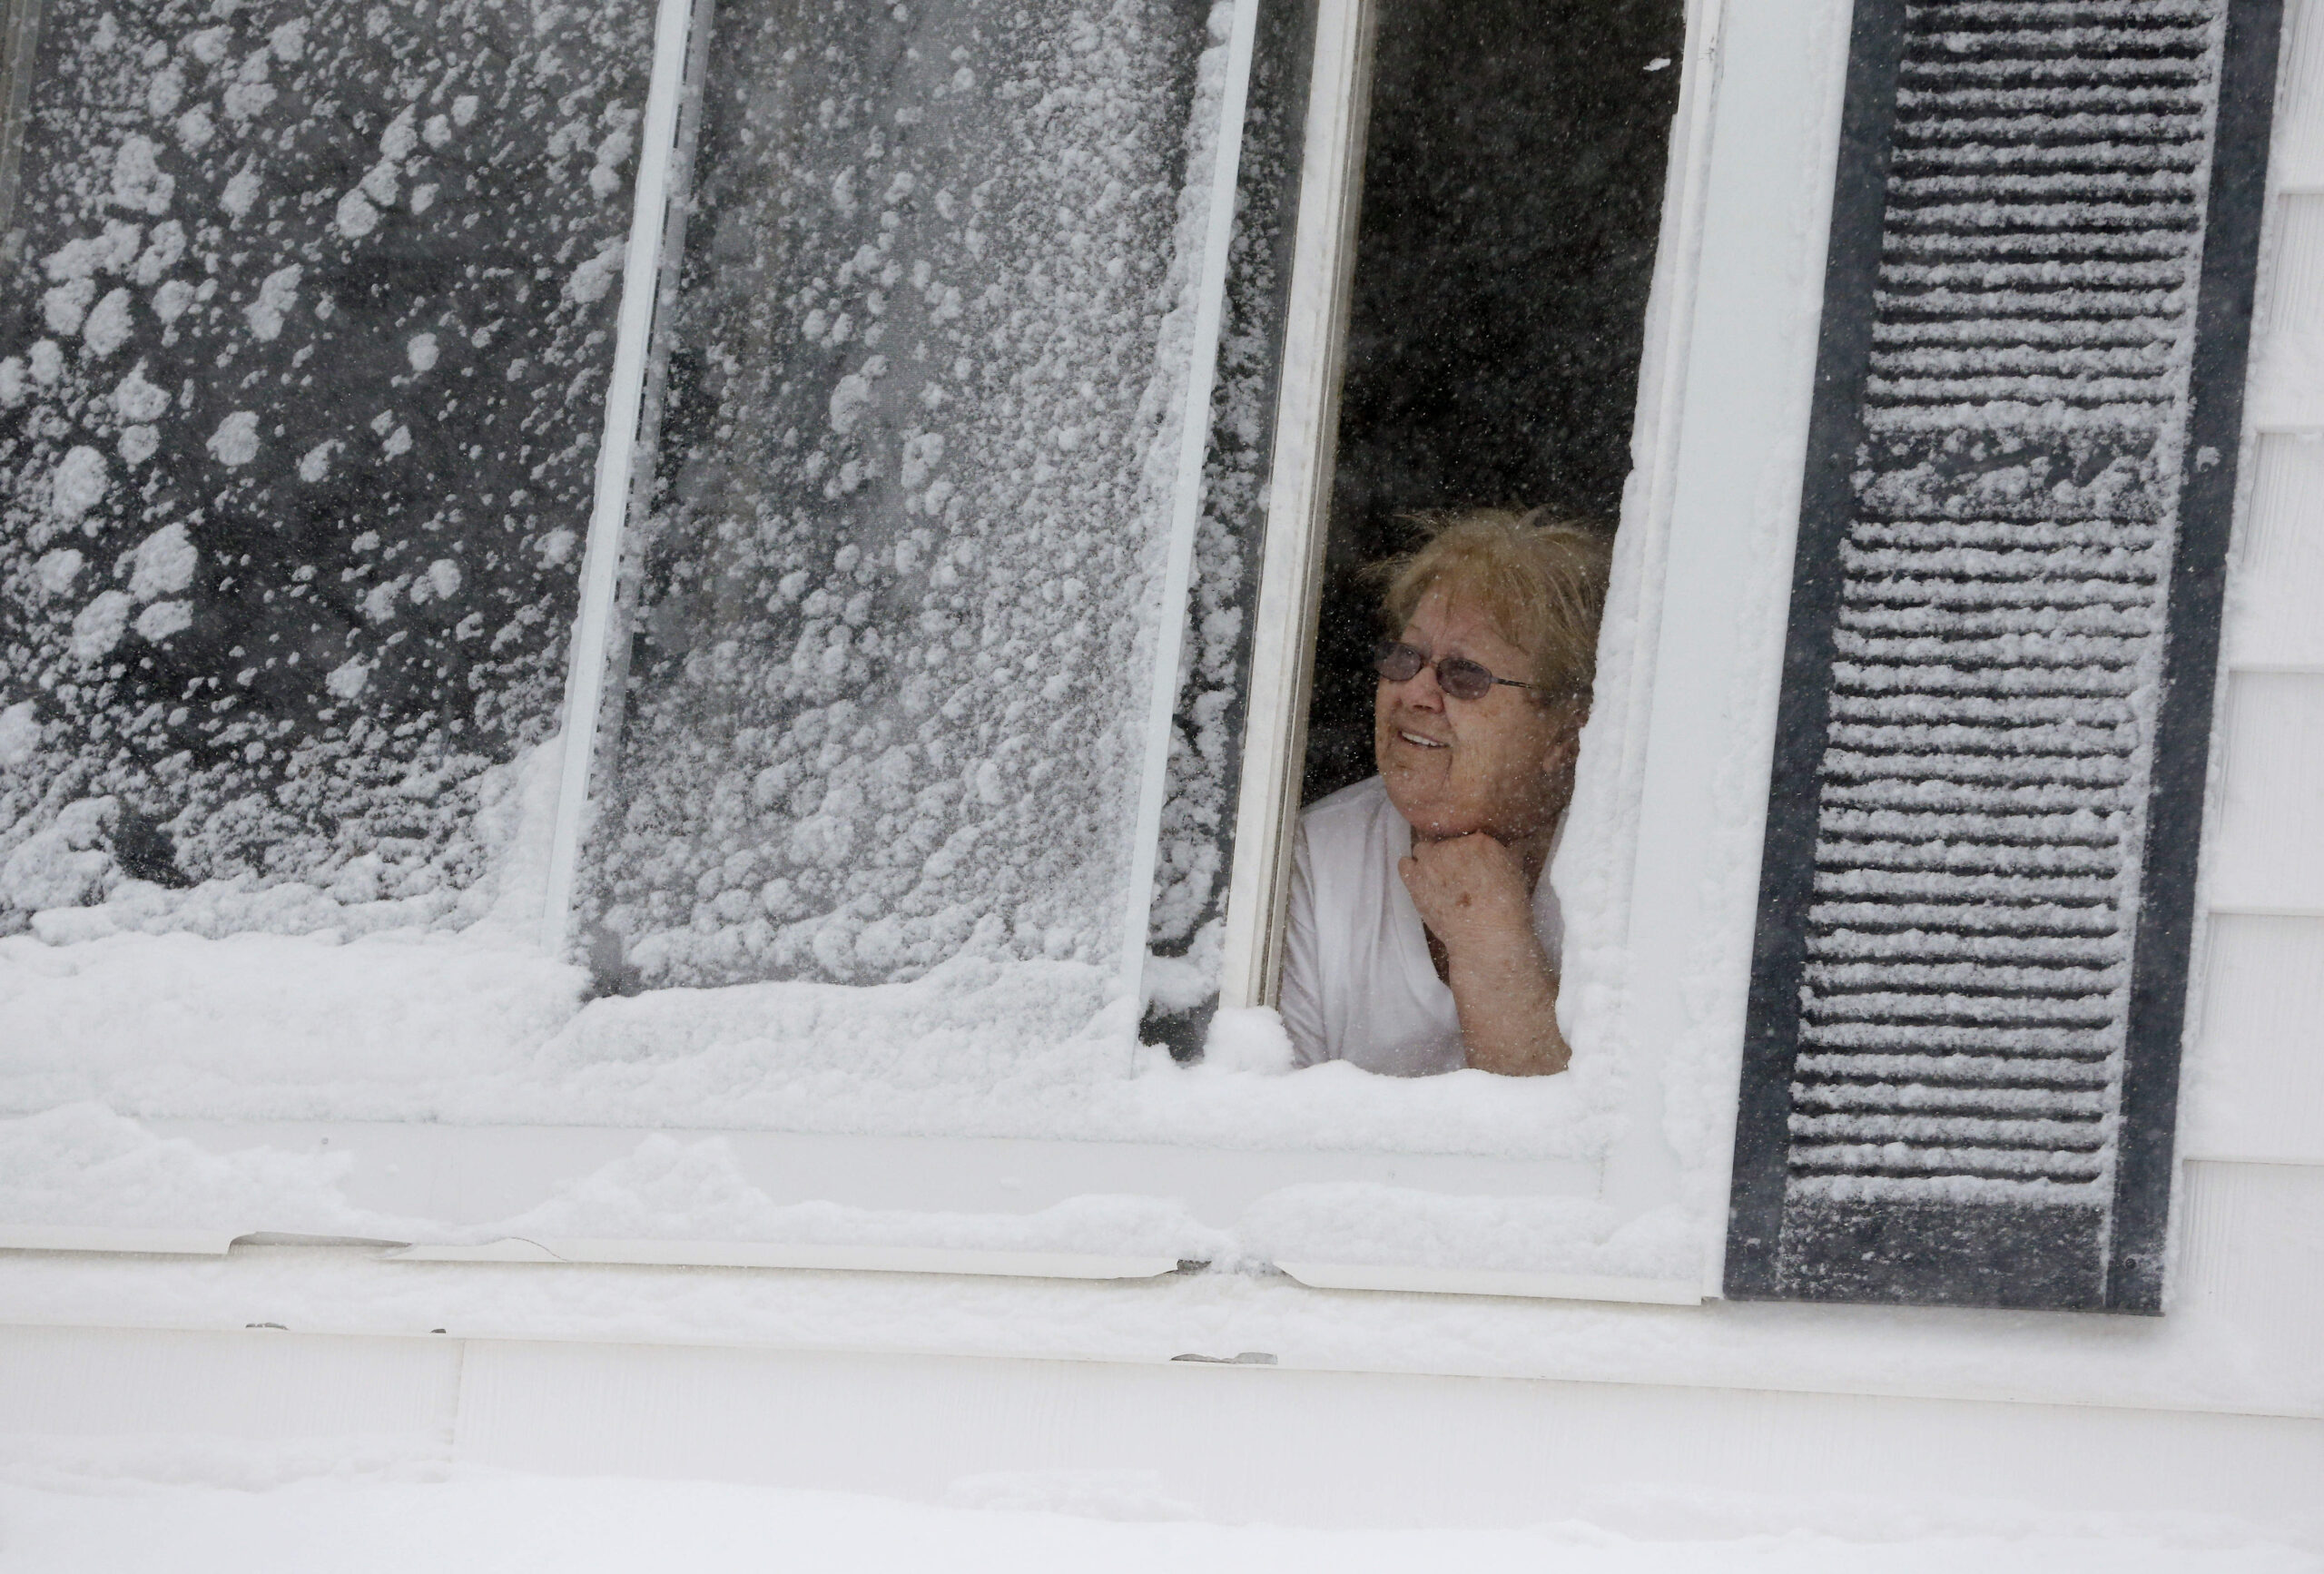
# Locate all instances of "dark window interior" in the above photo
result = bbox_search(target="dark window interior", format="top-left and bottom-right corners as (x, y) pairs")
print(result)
(1301, 0), (1684, 803)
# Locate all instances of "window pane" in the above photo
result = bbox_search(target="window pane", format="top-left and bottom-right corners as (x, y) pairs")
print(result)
(1304, 0), (1681, 802)
(579, 0), (1232, 989)
(0, 0), (648, 935)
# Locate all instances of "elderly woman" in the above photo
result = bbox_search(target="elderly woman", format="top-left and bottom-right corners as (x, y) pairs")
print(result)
(1280, 509), (1611, 1077)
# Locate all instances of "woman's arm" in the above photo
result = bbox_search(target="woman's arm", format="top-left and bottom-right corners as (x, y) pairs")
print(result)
(1399, 834), (1571, 1076)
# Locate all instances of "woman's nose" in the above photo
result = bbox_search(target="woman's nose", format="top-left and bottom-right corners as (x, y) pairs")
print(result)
(1390, 666), (1445, 710)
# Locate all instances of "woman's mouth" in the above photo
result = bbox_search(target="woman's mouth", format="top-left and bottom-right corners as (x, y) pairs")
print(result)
(1397, 730), (1447, 750)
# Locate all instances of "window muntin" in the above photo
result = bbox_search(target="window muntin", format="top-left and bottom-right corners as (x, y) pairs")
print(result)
(1136, 0), (1316, 1055)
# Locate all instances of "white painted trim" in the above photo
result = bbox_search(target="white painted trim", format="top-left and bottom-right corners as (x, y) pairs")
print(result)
(1207, 0), (1753, 1263)
(537, 0), (702, 956)
(2176, 1145), (2324, 1166)
(0, 1227), (238, 1256)
(1217, 0), (1379, 1010)
(5, 1322), (2323, 1527)
(389, 1239), (1180, 1280)
(5, 1158), (2322, 1412)
(1568, 0), (1731, 1231)
(115, 1117), (1594, 1225)
(1274, 1262), (1702, 1304)
(1583, 0), (1861, 1280)
(0, 1117), (1663, 1296)
(1119, 0), (1265, 1007)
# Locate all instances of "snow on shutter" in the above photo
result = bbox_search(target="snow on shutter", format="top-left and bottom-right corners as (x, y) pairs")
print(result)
(1728, 0), (2282, 1312)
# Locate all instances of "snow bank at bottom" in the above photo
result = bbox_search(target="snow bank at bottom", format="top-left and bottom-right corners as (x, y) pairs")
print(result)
(0, 912), (1633, 1277)
(0, 930), (585, 1116)
(481, 1128), (1236, 1262)
(0, 1103), (388, 1239)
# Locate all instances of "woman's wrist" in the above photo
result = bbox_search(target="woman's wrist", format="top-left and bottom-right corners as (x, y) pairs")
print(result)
(1439, 914), (1550, 979)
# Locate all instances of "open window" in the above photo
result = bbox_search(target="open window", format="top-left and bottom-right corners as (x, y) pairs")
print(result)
(0, 0), (1724, 1299)
(10, 0), (2270, 1318)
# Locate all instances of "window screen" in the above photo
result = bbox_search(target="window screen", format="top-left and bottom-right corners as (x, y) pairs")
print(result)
(1728, 0), (2282, 1313)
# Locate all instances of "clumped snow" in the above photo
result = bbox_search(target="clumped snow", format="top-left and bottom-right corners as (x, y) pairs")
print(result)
(0, 1102), (388, 1239)
(0, 0), (647, 933)
(578, 0), (1234, 991)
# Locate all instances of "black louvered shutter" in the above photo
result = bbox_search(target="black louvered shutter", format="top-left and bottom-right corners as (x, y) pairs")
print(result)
(1727, 0), (2282, 1313)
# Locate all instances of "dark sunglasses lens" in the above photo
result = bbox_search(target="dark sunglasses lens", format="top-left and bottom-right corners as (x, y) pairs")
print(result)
(1437, 657), (1495, 701)
(1374, 640), (1423, 683)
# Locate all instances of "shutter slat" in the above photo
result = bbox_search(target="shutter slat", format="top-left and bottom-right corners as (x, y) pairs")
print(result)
(1727, 0), (2280, 1310)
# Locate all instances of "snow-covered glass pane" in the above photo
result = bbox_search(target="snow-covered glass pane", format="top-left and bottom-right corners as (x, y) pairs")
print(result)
(0, 0), (648, 938)
(578, 0), (1235, 991)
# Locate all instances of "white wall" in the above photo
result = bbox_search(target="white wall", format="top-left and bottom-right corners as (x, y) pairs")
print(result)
(3, 1320), (2319, 1529)
(2178, 0), (2324, 1269)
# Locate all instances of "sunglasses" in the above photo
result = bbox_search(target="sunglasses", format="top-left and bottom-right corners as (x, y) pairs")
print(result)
(1373, 638), (1541, 703)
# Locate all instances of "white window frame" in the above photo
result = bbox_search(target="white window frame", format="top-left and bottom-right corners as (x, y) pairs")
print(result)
(538, 0), (715, 953)
(1216, 0), (1864, 1282)
(3, 0), (1868, 1311)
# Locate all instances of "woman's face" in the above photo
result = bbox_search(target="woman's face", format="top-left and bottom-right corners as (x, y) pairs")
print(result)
(1374, 584), (1580, 843)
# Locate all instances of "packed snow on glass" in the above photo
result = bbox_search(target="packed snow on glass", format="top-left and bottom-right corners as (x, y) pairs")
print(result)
(0, 0), (646, 936)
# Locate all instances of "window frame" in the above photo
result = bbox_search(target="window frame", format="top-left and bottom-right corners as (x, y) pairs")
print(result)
(538, 0), (1268, 1002)
(2, 0), (1879, 1309)
(537, 0), (715, 957)
(1216, 0), (1863, 1281)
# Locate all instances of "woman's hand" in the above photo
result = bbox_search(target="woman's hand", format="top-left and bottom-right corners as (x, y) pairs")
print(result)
(1399, 833), (1534, 955)
(1400, 833), (1571, 1077)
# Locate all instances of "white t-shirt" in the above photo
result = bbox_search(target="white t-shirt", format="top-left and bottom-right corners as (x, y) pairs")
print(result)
(1277, 774), (1564, 1077)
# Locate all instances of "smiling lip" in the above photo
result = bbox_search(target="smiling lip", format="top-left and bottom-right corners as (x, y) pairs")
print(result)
(1397, 730), (1447, 750)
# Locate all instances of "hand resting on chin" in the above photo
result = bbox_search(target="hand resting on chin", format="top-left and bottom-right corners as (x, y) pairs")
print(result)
(1399, 832), (1570, 1077)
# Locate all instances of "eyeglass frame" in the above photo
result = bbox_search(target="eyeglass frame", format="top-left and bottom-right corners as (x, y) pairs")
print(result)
(1371, 637), (1546, 703)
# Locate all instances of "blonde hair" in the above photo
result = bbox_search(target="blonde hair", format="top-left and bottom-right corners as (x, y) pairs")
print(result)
(1378, 507), (1612, 703)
